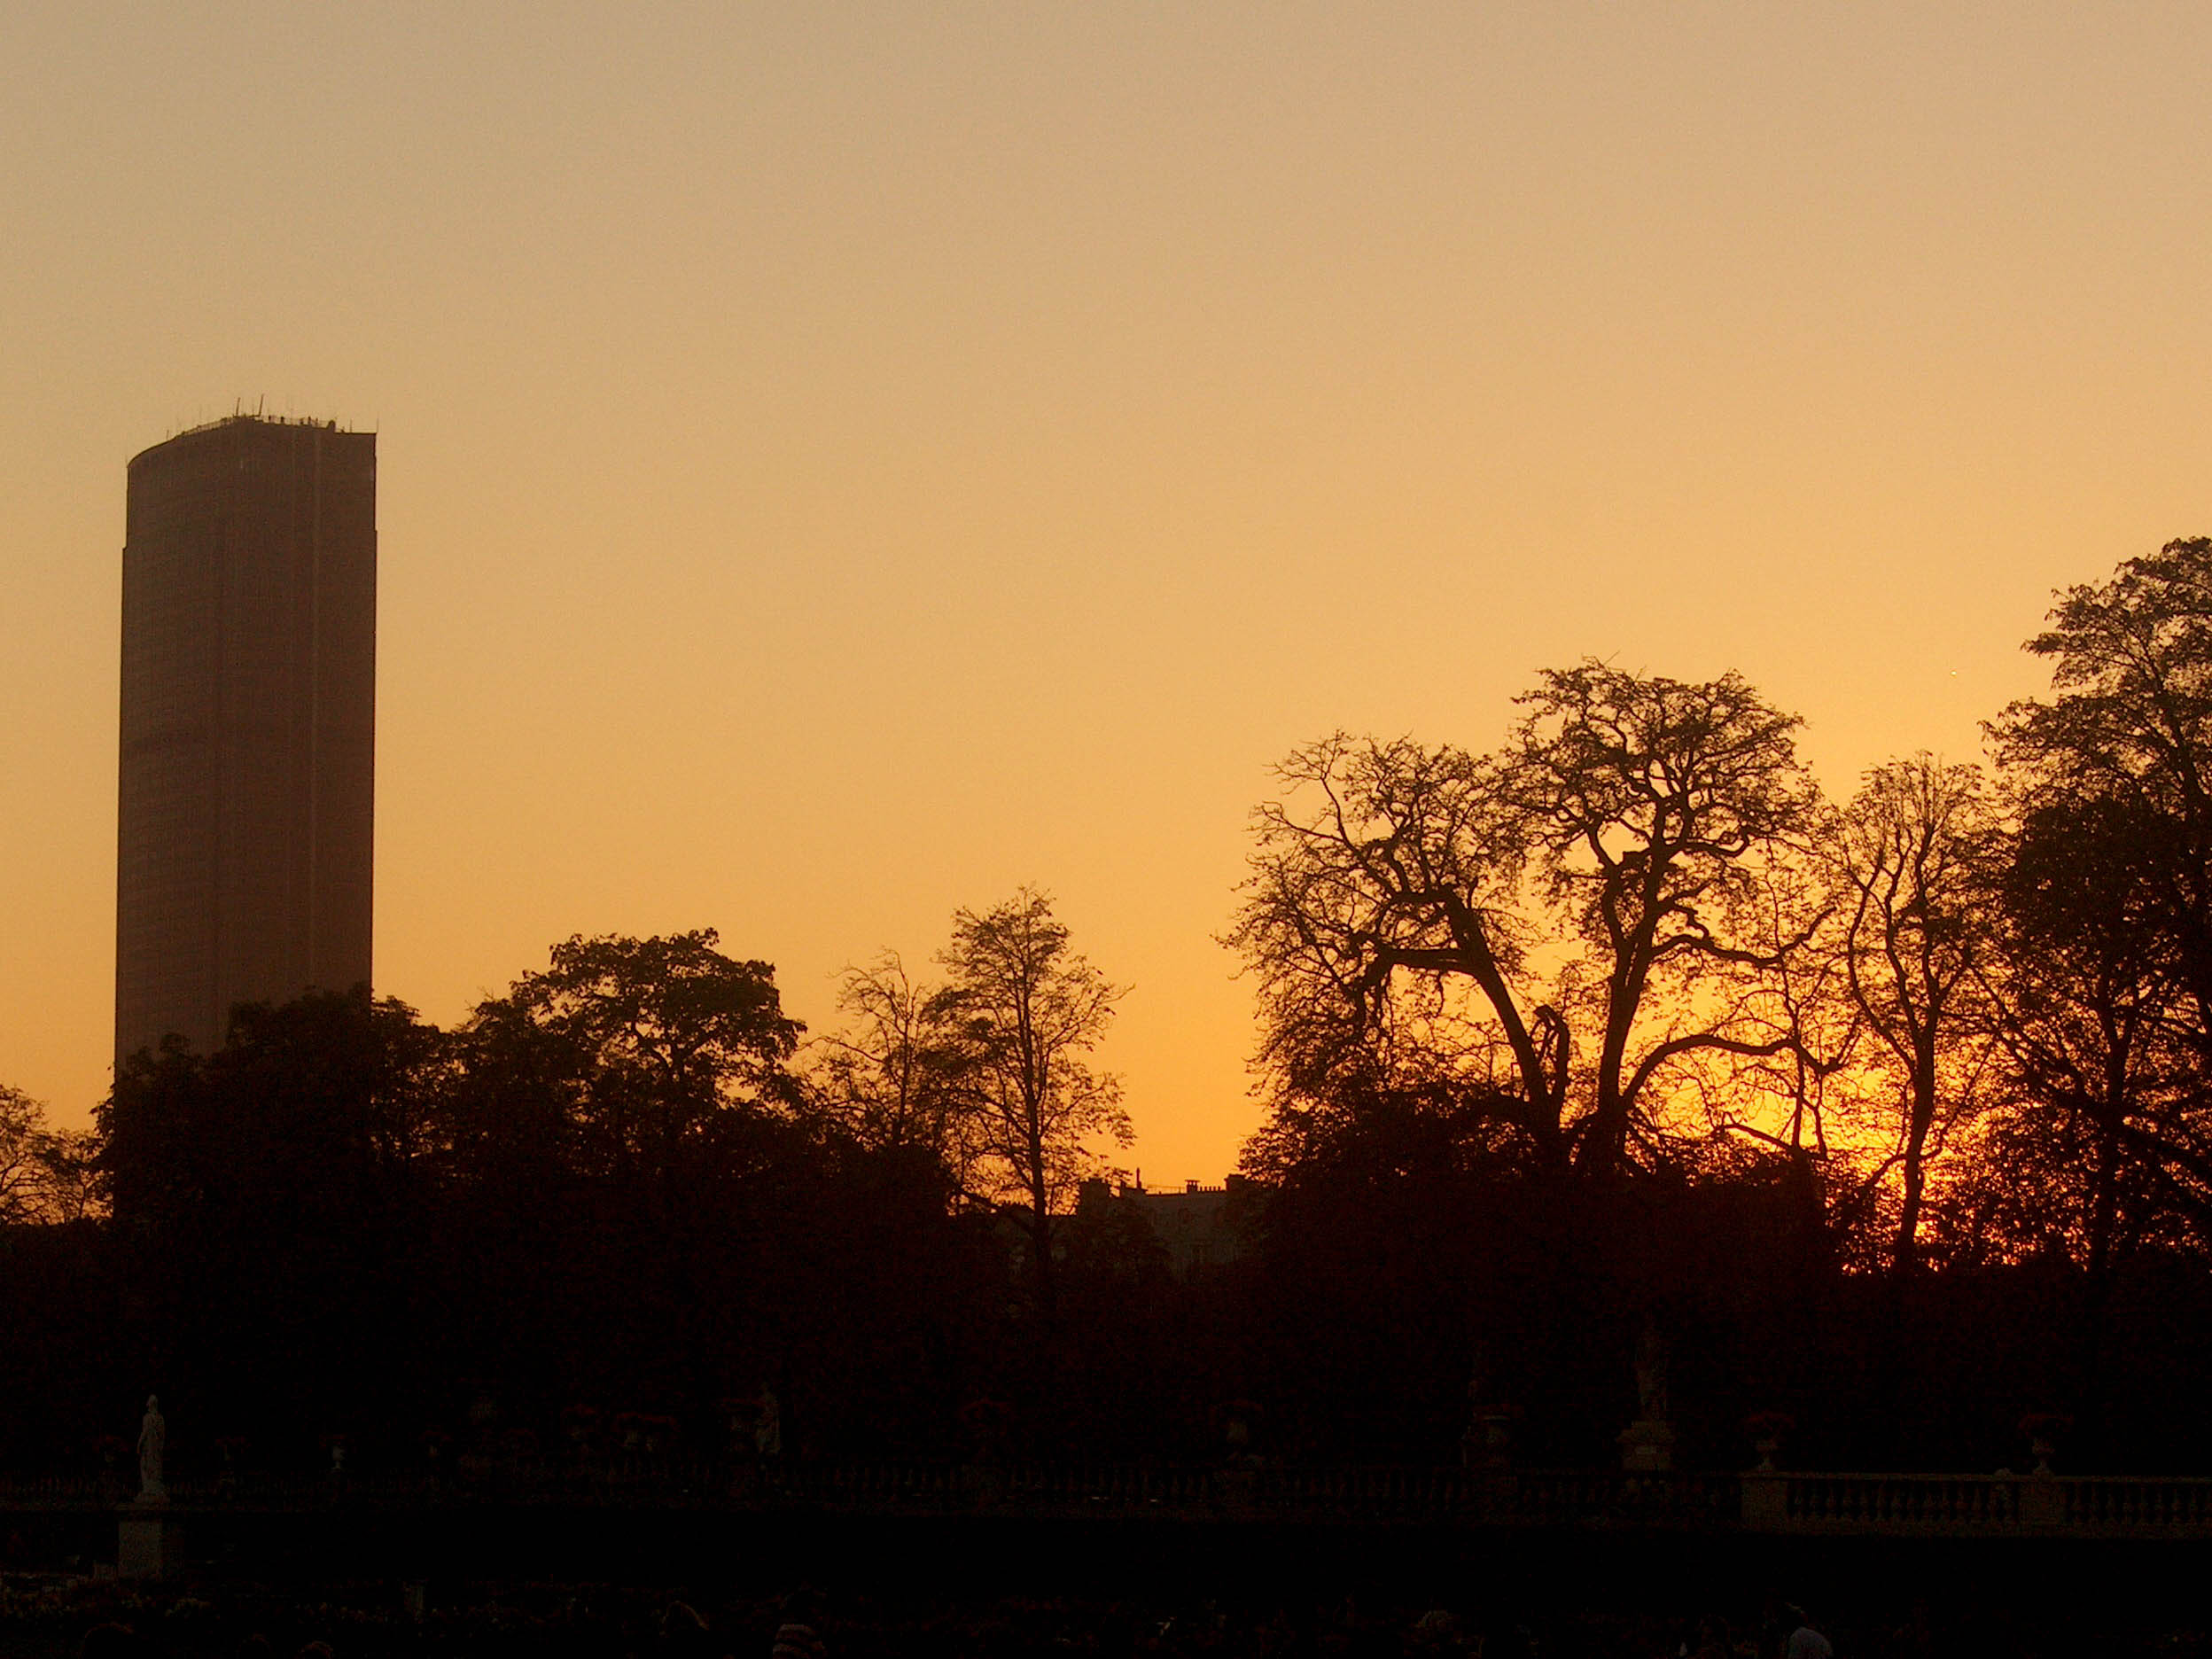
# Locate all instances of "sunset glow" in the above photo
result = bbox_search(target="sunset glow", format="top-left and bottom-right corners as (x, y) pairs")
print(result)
(5, 4), (2208, 1180)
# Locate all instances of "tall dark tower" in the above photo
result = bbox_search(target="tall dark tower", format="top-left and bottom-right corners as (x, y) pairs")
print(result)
(115, 416), (376, 1067)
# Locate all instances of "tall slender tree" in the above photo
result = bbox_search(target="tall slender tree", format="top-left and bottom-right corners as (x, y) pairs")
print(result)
(929, 889), (1129, 1320)
(814, 951), (978, 1189)
(1825, 755), (1999, 1279)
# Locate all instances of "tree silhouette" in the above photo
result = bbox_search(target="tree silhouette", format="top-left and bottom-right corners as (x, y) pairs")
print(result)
(451, 932), (811, 1417)
(1231, 661), (1818, 1185)
(813, 951), (979, 1188)
(25, 544), (2212, 1476)
(97, 989), (448, 1442)
(0, 1085), (98, 1225)
(1994, 538), (2212, 1055)
(1822, 755), (2000, 1280)
(466, 931), (805, 1188)
(929, 889), (1130, 1322)
(1987, 540), (2212, 1232)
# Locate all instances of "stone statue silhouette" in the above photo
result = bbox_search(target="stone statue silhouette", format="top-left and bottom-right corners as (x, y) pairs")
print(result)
(136, 1395), (167, 1502)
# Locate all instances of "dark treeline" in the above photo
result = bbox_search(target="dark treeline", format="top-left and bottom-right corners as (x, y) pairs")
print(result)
(11, 541), (2212, 1480)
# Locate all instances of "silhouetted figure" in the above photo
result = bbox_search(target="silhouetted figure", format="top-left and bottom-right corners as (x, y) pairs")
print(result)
(772, 1590), (825, 1659)
(1781, 1605), (1832, 1658)
(662, 1601), (716, 1659)
(1410, 1608), (1459, 1652)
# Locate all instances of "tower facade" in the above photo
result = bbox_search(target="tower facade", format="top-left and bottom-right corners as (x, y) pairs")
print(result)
(115, 416), (376, 1067)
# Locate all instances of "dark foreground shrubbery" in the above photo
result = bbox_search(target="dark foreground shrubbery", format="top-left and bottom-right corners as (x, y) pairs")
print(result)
(4, 1570), (2210, 1659)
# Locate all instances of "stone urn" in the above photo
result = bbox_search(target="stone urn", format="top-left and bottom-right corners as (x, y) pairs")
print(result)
(2019, 1413), (2072, 1477)
(1745, 1411), (1795, 1473)
(1616, 1418), (1676, 1473)
(1460, 1408), (1515, 1472)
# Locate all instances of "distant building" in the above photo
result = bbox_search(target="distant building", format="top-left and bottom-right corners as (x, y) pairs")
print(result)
(114, 416), (377, 1066)
(1121, 1177), (1253, 1276)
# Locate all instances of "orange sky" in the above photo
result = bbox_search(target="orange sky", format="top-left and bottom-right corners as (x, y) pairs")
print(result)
(4, 4), (2208, 1179)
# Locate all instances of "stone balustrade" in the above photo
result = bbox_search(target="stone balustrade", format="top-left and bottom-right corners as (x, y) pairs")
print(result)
(1741, 1469), (2212, 1537)
(6, 1462), (2212, 1540)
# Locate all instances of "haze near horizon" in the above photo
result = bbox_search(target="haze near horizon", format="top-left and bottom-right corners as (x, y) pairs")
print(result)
(4, 4), (2208, 1178)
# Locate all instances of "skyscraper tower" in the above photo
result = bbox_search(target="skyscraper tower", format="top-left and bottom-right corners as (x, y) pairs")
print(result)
(114, 415), (376, 1067)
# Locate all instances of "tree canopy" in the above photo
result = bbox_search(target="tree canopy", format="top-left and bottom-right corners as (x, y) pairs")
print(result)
(1231, 661), (1817, 1183)
(16, 538), (2212, 1474)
